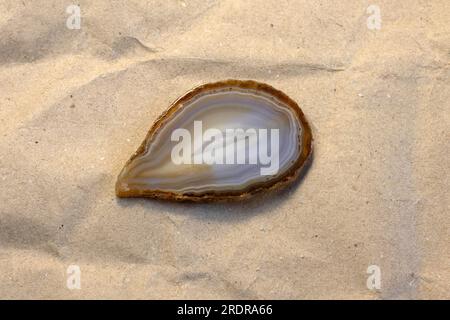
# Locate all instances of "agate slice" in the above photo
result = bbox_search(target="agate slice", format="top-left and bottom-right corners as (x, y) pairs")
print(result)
(116, 80), (312, 201)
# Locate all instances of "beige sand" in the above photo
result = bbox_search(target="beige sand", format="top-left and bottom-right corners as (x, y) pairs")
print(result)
(0, 0), (448, 299)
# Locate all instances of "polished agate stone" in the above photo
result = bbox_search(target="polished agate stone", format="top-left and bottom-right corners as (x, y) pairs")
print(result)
(116, 80), (312, 201)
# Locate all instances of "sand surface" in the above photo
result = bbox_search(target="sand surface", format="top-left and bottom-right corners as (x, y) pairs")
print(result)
(0, 0), (448, 299)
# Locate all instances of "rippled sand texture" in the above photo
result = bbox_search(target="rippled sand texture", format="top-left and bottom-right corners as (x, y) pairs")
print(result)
(0, 0), (448, 299)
